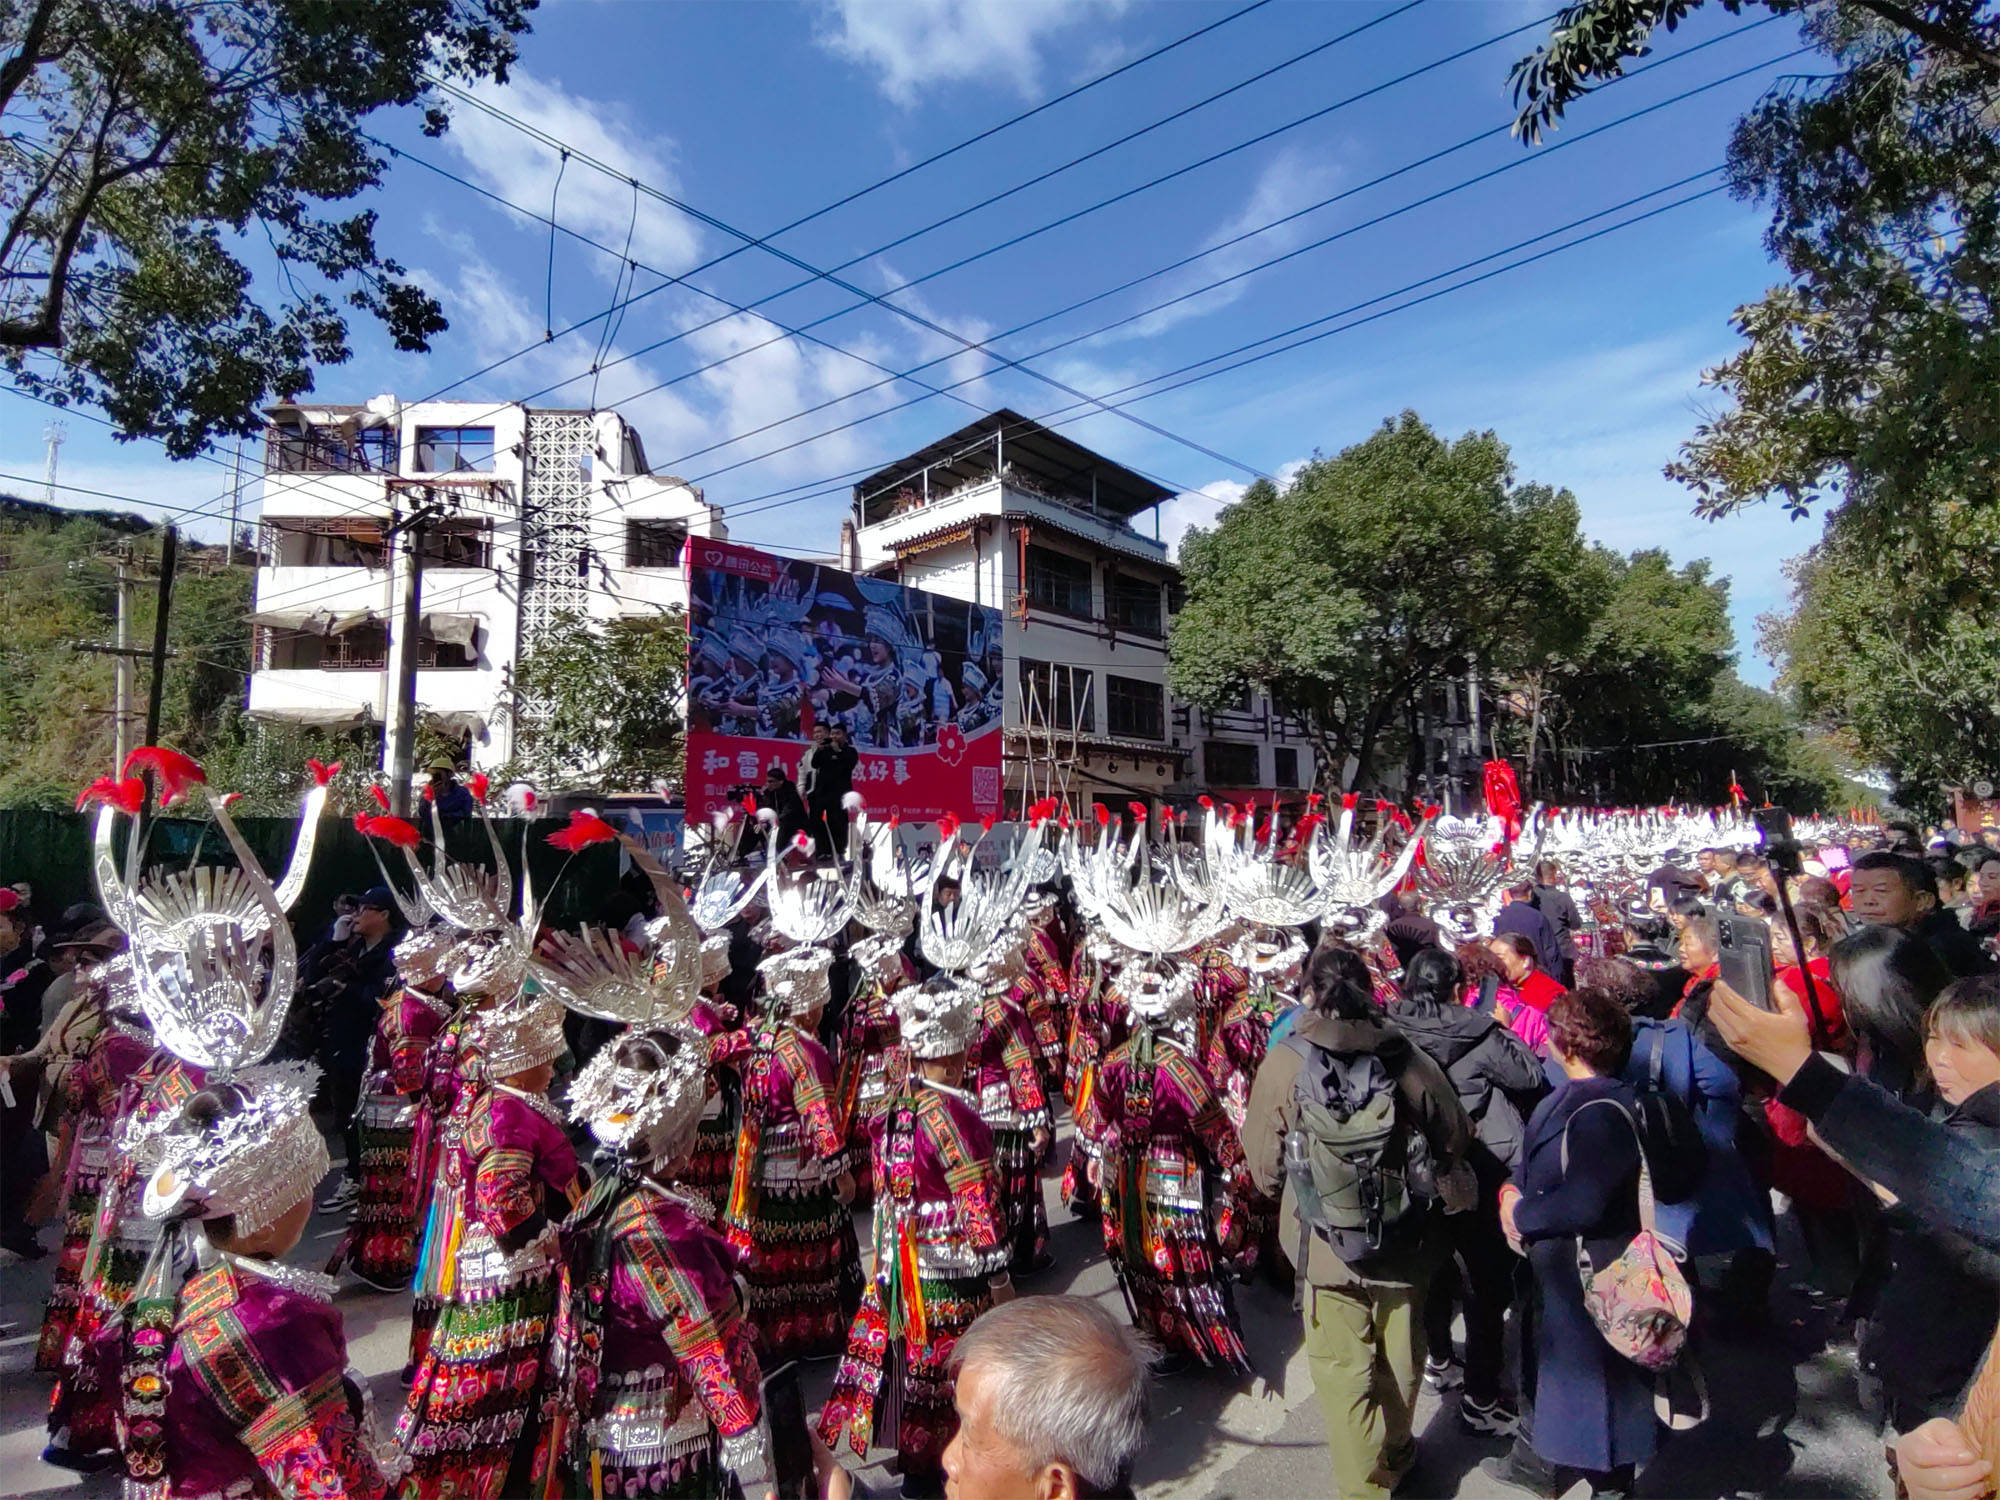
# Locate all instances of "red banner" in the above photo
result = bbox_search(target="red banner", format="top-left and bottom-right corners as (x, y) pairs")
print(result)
(685, 539), (1003, 824)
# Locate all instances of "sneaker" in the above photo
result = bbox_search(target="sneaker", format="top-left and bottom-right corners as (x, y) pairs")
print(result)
(319, 1181), (359, 1212)
(1423, 1355), (1464, 1392)
(1460, 1396), (1520, 1438)
(1478, 1452), (1558, 1499)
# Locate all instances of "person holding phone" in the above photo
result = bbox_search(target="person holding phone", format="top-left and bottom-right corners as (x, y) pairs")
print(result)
(556, 1026), (770, 1498)
(819, 974), (1012, 1496)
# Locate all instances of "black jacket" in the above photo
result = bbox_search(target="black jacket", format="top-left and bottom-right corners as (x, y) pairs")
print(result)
(1384, 910), (1444, 969)
(802, 742), (858, 809)
(1533, 883), (1583, 971)
(758, 778), (810, 846)
(1390, 999), (1546, 1181)
(1915, 908), (1996, 978)
(1859, 1082), (2000, 1419)
(1493, 900), (1563, 978)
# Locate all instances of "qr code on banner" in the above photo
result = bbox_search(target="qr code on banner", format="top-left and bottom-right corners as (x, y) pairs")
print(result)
(971, 766), (999, 805)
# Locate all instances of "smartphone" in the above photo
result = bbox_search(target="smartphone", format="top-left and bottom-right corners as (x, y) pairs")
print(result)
(1715, 910), (1774, 1012)
(763, 1362), (817, 1500)
(1822, 846), (1852, 874)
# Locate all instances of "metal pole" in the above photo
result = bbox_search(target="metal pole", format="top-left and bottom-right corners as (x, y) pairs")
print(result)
(142, 527), (177, 750)
(227, 439), (244, 566)
(113, 555), (133, 768)
(386, 507), (428, 816)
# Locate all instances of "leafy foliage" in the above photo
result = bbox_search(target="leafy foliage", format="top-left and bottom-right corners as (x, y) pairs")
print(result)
(0, 0), (535, 456)
(1761, 498), (2000, 813)
(1169, 413), (1591, 791)
(501, 609), (687, 794)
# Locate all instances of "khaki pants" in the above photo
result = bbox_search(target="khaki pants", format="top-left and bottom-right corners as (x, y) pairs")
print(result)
(1303, 1279), (1428, 1499)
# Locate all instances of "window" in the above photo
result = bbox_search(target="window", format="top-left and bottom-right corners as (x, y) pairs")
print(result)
(1205, 740), (1261, 786)
(626, 517), (688, 569)
(263, 421), (397, 474)
(260, 623), (475, 671)
(1274, 746), (1300, 787)
(1024, 545), (1093, 618)
(1105, 675), (1164, 741)
(415, 426), (495, 473)
(1218, 684), (1252, 714)
(1108, 574), (1162, 637)
(1019, 659), (1094, 732)
(264, 517), (389, 568)
(419, 519), (492, 569)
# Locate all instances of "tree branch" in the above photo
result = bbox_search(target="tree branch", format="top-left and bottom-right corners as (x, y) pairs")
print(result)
(0, 0), (65, 122)
(1848, 0), (2000, 77)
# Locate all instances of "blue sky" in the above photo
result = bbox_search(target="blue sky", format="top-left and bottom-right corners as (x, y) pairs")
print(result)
(1, 0), (1831, 683)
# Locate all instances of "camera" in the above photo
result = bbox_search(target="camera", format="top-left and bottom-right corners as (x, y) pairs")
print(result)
(1753, 805), (1804, 879)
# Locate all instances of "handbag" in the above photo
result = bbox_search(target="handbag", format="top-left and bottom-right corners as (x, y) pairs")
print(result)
(1560, 1097), (1694, 1372)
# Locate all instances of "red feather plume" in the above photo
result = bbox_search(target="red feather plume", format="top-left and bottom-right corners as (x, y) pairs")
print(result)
(76, 776), (145, 815)
(122, 746), (205, 806)
(355, 813), (421, 848)
(369, 785), (391, 812)
(306, 758), (342, 787)
(1092, 803), (1110, 827)
(1128, 801), (1149, 822)
(1340, 791), (1359, 811)
(467, 772), (490, 802)
(546, 810), (619, 853)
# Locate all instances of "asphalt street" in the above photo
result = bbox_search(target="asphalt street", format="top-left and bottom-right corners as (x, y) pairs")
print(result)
(0, 1125), (1894, 1500)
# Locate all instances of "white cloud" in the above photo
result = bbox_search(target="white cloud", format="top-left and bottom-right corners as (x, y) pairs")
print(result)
(812, 0), (1128, 106)
(440, 71), (703, 276)
(1105, 147), (1345, 342)
(1157, 457), (1308, 555)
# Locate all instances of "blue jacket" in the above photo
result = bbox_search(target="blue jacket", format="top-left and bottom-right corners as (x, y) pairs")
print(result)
(1625, 1017), (1774, 1258)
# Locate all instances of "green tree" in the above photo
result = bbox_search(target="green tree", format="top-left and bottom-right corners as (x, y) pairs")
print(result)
(502, 609), (687, 795)
(1168, 413), (1591, 792)
(1, 0), (534, 456)
(1512, 2), (2000, 541)
(1761, 499), (2000, 813)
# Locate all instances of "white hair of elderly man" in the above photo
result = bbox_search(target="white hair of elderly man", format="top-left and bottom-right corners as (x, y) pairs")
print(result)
(949, 1295), (1156, 1495)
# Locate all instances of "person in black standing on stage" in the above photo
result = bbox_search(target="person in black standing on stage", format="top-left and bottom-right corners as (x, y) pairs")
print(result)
(759, 762), (812, 852)
(811, 722), (859, 861)
(302, 886), (401, 1211)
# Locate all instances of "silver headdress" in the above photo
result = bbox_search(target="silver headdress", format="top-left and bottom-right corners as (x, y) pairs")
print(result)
(686, 805), (769, 934)
(358, 779), (515, 931)
(567, 1026), (709, 1167)
(477, 991), (567, 1077)
(1230, 925), (1308, 981)
(762, 814), (852, 947)
(839, 799), (921, 938)
(394, 924), (462, 989)
(1061, 803), (1221, 959)
(1306, 797), (1429, 942)
(78, 756), (300, 1081)
(851, 930), (913, 988)
(918, 814), (1041, 977)
(142, 1061), (329, 1236)
(758, 945), (834, 1018)
(451, 927), (529, 1000)
(1113, 956), (1199, 1025)
(528, 831), (704, 1031)
(895, 974), (982, 1060)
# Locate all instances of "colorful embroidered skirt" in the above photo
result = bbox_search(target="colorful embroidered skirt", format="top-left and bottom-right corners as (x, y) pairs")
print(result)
(567, 1366), (732, 1499)
(406, 1155), (466, 1375)
(395, 1243), (562, 1500)
(46, 1213), (152, 1457)
(818, 1271), (993, 1482)
(38, 1132), (111, 1372)
(990, 1125), (1048, 1271)
(350, 1090), (424, 1289)
(681, 1103), (737, 1222)
(1101, 1187), (1248, 1372)
(722, 1175), (861, 1365)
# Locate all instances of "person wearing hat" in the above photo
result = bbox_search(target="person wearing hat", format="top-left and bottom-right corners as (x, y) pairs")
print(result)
(0, 886), (55, 1260)
(426, 757), (477, 819)
(302, 887), (402, 1209)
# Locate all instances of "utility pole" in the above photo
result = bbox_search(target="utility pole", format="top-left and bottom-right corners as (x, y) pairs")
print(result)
(113, 554), (134, 767)
(226, 438), (244, 566)
(383, 491), (443, 816)
(142, 526), (177, 750)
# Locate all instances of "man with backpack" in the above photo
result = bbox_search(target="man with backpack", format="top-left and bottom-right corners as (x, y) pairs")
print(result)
(1241, 941), (1473, 1500)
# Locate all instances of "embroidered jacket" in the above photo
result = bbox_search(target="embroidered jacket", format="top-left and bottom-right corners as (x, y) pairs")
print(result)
(1076, 1035), (1253, 1213)
(869, 1074), (1009, 1281)
(970, 986), (1050, 1134)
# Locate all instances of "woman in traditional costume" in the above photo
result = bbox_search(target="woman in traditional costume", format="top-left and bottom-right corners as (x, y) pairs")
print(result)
(553, 1026), (768, 1498)
(113, 1064), (386, 1500)
(818, 974), (1011, 1497)
(721, 945), (860, 1364)
(1203, 926), (1304, 1277)
(335, 923), (458, 1291)
(1077, 958), (1253, 1371)
(834, 927), (913, 1207)
(394, 991), (579, 1500)
(970, 935), (1053, 1274)
(680, 934), (748, 1219)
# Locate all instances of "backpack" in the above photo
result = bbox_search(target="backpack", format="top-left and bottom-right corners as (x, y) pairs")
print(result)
(1280, 1036), (1434, 1284)
(1628, 1024), (1708, 1207)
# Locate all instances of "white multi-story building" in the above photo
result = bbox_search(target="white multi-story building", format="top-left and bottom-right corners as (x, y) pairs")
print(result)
(246, 396), (721, 771)
(842, 410), (1312, 811)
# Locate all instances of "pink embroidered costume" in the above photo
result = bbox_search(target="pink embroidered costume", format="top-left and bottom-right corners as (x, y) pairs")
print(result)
(834, 933), (912, 1207)
(970, 974), (1052, 1272)
(338, 971), (452, 1290)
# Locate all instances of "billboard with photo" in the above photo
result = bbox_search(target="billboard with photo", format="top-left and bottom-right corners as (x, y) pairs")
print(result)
(685, 538), (1004, 824)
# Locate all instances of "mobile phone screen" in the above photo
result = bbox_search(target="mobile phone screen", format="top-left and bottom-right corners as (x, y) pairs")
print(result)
(763, 1362), (817, 1500)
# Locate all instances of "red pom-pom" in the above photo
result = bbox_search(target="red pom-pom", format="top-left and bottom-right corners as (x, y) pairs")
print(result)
(76, 775), (145, 815)
(1197, 795), (1214, 811)
(1340, 791), (1359, 811)
(546, 810), (619, 853)
(1306, 792), (1323, 810)
(1128, 801), (1149, 823)
(122, 746), (205, 806)
(1093, 803), (1110, 827)
(369, 785), (391, 812)
(938, 812), (961, 842)
(1375, 799), (1393, 817)
(466, 772), (490, 802)
(356, 813), (421, 849)
(306, 758), (342, 787)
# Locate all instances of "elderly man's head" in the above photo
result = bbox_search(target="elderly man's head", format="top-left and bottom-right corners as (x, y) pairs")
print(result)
(944, 1296), (1152, 1500)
